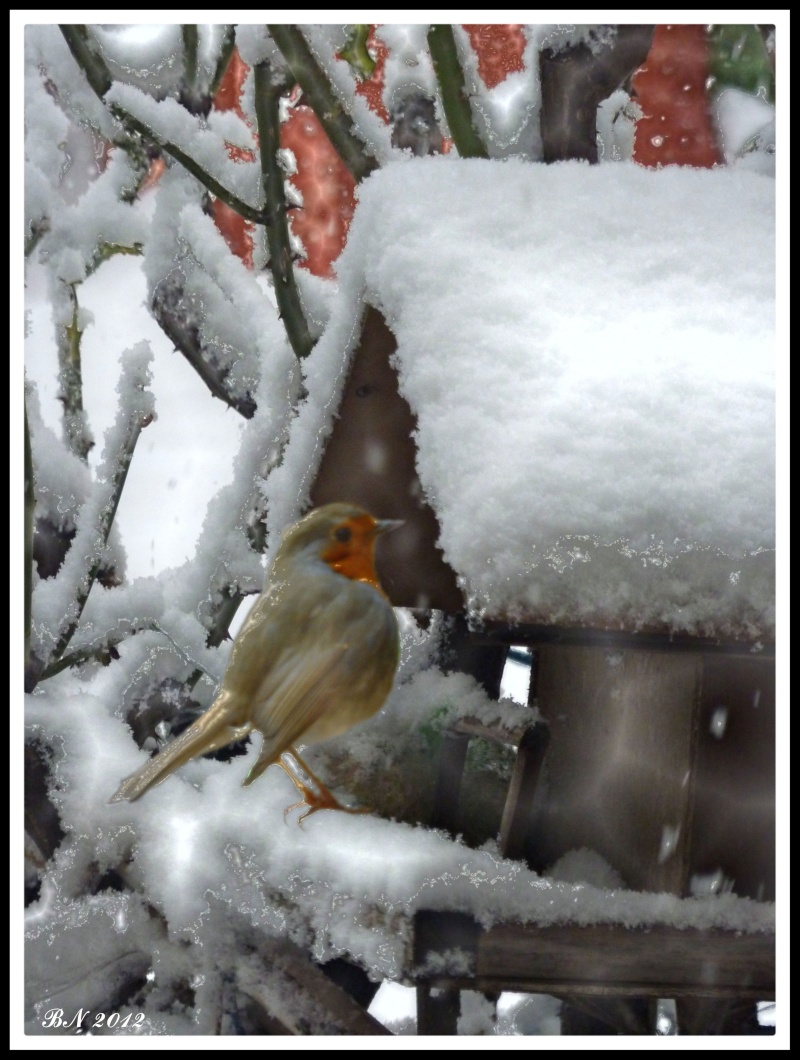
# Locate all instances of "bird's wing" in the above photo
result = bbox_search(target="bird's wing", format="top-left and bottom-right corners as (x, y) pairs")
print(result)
(109, 691), (252, 802)
(247, 640), (350, 771)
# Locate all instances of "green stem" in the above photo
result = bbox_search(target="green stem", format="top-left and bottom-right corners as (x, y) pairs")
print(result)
(210, 26), (236, 98)
(59, 23), (112, 97)
(253, 62), (314, 360)
(182, 25), (199, 92)
(427, 25), (489, 159)
(25, 398), (34, 676)
(267, 25), (380, 182)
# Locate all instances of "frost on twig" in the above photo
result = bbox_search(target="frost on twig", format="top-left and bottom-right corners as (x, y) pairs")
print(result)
(29, 343), (155, 688)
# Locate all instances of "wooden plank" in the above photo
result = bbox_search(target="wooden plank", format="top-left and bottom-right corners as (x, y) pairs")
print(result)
(475, 923), (774, 998)
(236, 940), (392, 1035)
(532, 645), (701, 893)
(430, 729), (470, 834)
(420, 976), (771, 1002)
(416, 986), (460, 1036)
(687, 656), (775, 901)
(452, 716), (531, 747)
(498, 724), (550, 860)
(472, 619), (774, 657)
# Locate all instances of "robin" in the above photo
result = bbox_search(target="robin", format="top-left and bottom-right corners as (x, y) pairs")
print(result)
(110, 503), (402, 820)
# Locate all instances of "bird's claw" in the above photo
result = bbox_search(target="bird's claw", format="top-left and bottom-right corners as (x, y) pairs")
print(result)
(282, 792), (371, 826)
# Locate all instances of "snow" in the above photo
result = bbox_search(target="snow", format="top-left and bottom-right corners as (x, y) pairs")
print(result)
(266, 158), (775, 639)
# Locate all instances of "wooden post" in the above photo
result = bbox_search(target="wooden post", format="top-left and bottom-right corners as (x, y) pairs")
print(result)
(416, 986), (460, 1035)
(531, 644), (702, 892)
(498, 724), (550, 861)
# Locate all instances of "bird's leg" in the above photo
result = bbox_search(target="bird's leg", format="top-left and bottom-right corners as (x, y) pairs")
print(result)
(279, 749), (370, 824)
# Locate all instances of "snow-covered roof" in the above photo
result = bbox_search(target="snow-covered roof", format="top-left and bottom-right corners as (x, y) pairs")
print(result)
(266, 158), (775, 641)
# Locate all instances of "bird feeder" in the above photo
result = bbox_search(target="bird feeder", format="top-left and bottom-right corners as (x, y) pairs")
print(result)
(267, 158), (775, 1027)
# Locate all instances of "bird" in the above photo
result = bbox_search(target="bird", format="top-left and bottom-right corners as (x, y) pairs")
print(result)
(110, 503), (402, 821)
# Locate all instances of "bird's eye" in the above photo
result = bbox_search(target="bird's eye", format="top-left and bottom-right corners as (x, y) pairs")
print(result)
(333, 525), (352, 543)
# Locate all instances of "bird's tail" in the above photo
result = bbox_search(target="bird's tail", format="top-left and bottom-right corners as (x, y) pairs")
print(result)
(109, 694), (252, 803)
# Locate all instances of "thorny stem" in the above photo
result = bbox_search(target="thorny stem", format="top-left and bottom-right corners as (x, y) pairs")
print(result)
(151, 281), (258, 418)
(110, 105), (270, 223)
(267, 25), (380, 182)
(59, 23), (112, 97)
(57, 285), (93, 462)
(25, 398), (35, 676)
(40, 643), (116, 682)
(59, 24), (270, 226)
(209, 26), (236, 98)
(45, 407), (153, 673)
(182, 25), (199, 92)
(427, 25), (489, 159)
(253, 61), (314, 361)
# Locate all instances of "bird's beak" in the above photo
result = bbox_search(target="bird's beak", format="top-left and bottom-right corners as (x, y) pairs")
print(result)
(375, 518), (404, 536)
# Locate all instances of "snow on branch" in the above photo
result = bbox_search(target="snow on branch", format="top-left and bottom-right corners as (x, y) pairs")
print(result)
(253, 61), (314, 361)
(30, 343), (155, 686)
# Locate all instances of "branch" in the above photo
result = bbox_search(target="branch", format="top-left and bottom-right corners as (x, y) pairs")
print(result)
(253, 62), (314, 360)
(41, 349), (155, 676)
(109, 103), (270, 223)
(182, 25), (199, 93)
(58, 23), (112, 97)
(151, 280), (257, 418)
(59, 24), (270, 226)
(267, 25), (380, 182)
(427, 25), (489, 159)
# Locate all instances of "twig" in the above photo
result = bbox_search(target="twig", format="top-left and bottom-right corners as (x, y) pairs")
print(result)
(427, 25), (489, 159)
(267, 25), (380, 182)
(253, 61), (314, 361)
